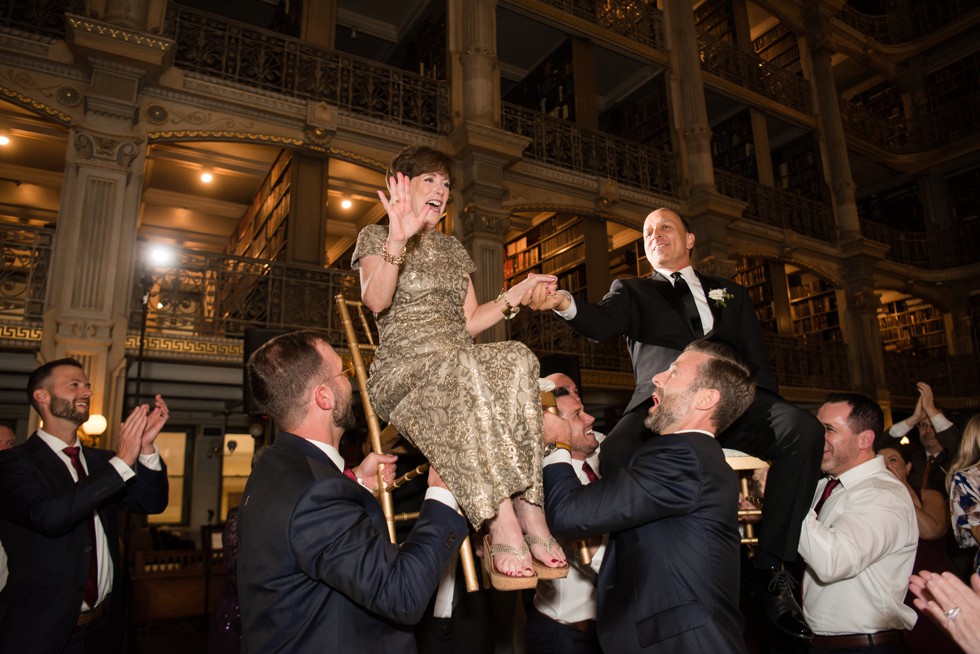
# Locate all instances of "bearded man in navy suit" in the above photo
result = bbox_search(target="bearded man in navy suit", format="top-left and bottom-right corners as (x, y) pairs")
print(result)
(237, 331), (467, 654)
(0, 358), (170, 653)
(531, 208), (823, 639)
(543, 340), (754, 652)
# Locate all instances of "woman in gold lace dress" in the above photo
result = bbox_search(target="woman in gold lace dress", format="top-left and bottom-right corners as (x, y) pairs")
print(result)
(352, 146), (567, 590)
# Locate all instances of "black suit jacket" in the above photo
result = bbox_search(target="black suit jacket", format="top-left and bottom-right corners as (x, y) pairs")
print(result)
(237, 432), (467, 654)
(0, 435), (168, 653)
(566, 273), (777, 414)
(544, 432), (746, 653)
(910, 424), (962, 497)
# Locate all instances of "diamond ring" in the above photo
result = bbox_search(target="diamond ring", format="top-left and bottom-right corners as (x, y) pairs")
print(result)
(944, 606), (960, 621)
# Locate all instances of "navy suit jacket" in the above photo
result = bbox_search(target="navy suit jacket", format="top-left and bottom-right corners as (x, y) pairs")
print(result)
(544, 432), (746, 653)
(237, 432), (467, 654)
(566, 273), (777, 414)
(0, 435), (168, 652)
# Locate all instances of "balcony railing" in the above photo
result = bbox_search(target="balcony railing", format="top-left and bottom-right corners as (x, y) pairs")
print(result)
(859, 219), (980, 269)
(838, 0), (979, 45)
(886, 352), (980, 397)
(765, 334), (851, 390)
(0, 223), (54, 325)
(0, 0), (82, 39)
(530, 0), (666, 52)
(128, 244), (359, 342)
(166, 4), (450, 134)
(715, 170), (836, 242)
(502, 103), (680, 198)
(697, 32), (811, 116)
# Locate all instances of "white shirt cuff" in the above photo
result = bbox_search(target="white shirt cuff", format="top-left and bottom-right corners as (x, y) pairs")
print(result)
(425, 486), (460, 512)
(931, 413), (953, 432)
(544, 449), (573, 467)
(138, 445), (163, 471)
(109, 457), (136, 481)
(554, 291), (577, 320)
(889, 420), (912, 438)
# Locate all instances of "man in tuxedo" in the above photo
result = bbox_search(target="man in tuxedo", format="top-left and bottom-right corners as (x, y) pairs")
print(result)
(0, 358), (170, 653)
(526, 377), (604, 654)
(237, 331), (468, 654)
(886, 381), (961, 497)
(543, 340), (754, 653)
(531, 208), (823, 639)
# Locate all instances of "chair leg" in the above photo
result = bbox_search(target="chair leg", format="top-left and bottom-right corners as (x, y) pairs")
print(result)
(459, 535), (479, 593)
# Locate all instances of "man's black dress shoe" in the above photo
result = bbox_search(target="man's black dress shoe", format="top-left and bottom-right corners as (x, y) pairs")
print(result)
(762, 569), (813, 640)
(743, 566), (813, 640)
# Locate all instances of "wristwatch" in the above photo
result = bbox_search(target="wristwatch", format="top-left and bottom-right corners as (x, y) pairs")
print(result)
(496, 288), (521, 320)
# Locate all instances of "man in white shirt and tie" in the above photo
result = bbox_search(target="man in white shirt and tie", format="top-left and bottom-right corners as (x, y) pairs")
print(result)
(800, 392), (918, 652)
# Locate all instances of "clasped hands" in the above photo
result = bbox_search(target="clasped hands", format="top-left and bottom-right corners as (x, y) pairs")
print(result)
(116, 394), (170, 467)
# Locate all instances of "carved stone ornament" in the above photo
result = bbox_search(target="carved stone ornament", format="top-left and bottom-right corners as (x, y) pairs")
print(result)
(461, 204), (508, 238)
(57, 86), (82, 107)
(74, 130), (142, 168)
(145, 104), (168, 124)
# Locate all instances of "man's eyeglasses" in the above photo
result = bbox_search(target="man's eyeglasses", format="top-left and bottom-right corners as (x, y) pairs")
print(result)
(332, 361), (356, 380)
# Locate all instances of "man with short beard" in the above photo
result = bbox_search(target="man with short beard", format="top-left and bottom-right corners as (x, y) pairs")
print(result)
(0, 358), (170, 653)
(542, 340), (755, 653)
(237, 331), (468, 654)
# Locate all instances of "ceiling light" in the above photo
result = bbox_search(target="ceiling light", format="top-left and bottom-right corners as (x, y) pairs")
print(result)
(148, 243), (174, 268)
(0, 135), (9, 146)
(341, 199), (352, 209)
(200, 171), (214, 183)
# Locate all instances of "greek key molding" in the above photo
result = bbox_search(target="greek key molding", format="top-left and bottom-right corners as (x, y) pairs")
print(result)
(0, 322), (42, 349)
(125, 334), (243, 363)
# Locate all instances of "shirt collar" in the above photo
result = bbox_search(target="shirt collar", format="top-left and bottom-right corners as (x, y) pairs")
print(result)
(35, 428), (80, 454)
(655, 264), (695, 284)
(301, 437), (345, 472)
(835, 455), (886, 489)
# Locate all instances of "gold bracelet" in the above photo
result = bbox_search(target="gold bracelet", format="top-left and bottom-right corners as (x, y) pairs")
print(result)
(496, 287), (521, 320)
(381, 242), (406, 266)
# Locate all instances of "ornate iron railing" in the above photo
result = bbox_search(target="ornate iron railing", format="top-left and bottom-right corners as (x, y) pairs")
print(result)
(859, 219), (980, 269)
(502, 102), (680, 198)
(886, 352), (980, 397)
(128, 244), (359, 341)
(166, 4), (450, 134)
(765, 334), (851, 390)
(526, 0), (666, 51)
(715, 170), (836, 242)
(0, 223), (54, 325)
(506, 299), (853, 391)
(697, 32), (811, 115)
(0, 0), (83, 39)
(838, 0), (979, 45)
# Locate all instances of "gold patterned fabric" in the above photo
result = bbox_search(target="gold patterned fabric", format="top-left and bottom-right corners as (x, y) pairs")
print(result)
(352, 225), (544, 527)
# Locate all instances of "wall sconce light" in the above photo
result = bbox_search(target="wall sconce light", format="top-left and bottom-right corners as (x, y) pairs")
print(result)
(81, 414), (108, 436)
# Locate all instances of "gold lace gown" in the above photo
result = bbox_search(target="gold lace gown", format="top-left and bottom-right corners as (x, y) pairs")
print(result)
(353, 225), (544, 527)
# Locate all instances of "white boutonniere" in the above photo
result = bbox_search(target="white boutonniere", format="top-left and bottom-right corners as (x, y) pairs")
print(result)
(708, 288), (734, 308)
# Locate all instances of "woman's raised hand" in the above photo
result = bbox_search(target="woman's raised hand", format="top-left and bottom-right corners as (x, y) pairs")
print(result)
(377, 172), (425, 246)
(508, 273), (557, 306)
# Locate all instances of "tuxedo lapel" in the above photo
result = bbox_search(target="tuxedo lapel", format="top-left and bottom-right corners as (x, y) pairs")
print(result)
(26, 434), (76, 489)
(697, 274), (723, 337)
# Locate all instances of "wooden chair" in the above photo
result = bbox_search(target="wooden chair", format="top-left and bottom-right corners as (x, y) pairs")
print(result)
(724, 449), (768, 548)
(334, 293), (479, 591)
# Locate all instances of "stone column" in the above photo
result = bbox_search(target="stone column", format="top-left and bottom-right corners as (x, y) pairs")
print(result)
(801, 11), (861, 242)
(838, 240), (890, 400)
(662, 1), (714, 194)
(732, 0), (775, 186)
(41, 126), (148, 449)
(302, 0), (337, 49)
(449, 0), (498, 126)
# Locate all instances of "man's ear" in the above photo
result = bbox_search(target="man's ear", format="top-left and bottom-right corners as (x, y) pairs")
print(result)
(857, 429), (876, 451)
(313, 383), (333, 412)
(32, 388), (49, 408)
(695, 387), (720, 412)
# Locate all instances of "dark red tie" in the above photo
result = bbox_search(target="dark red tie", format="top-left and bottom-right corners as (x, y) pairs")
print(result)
(813, 478), (840, 517)
(581, 461), (599, 483)
(63, 446), (99, 608)
(343, 467), (358, 482)
(921, 456), (934, 493)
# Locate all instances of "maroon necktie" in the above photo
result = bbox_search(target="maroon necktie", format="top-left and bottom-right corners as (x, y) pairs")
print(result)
(921, 456), (934, 493)
(343, 467), (358, 482)
(63, 446), (99, 608)
(581, 461), (599, 483)
(813, 478), (840, 517)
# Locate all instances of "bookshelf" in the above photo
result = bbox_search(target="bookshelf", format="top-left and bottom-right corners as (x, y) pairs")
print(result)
(878, 297), (947, 355)
(608, 239), (652, 280)
(856, 180), (925, 231)
(711, 109), (757, 179)
(948, 166), (980, 222)
(851, 82), (904, 120)
(787, 271), (841, 341)
(227, 149), (291, 261)
(734, 257), (778, 334)
(599, 75), (671, 151)
(401, 11), (447, 80)
(505, 214), (587, 295)
(927, 51), (980, 114)
(695, 0), (736, 44)
(773, 135), (823, 200)
(505, 39), (575, 121)
(752, 22), (801, 76)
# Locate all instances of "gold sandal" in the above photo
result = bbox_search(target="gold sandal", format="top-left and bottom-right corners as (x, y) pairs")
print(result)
(524, 534), (569, 580)
(482, 535), (538, 590)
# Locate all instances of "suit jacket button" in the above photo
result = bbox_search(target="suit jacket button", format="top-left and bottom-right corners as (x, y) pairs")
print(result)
(84, 546), (92, 553)
(445, 532), (457, 549)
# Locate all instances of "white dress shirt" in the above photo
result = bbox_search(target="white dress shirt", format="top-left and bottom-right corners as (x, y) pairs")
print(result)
(798, 456), (918, 635)
(533, 456), (605, 624)
(887, 412), (954, 438)
(554, 265), (714, 333)
(35, 429), (162, 611)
